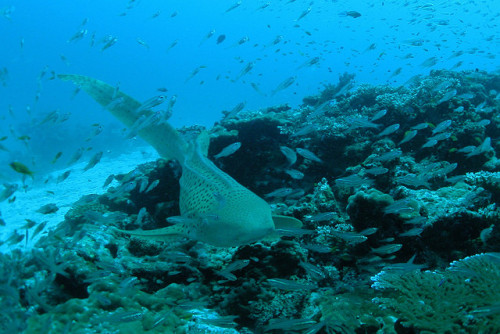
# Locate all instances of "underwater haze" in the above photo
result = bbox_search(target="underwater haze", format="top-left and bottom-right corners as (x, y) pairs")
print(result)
(1, 0), (500, 333)
(0, 0), (498, 178)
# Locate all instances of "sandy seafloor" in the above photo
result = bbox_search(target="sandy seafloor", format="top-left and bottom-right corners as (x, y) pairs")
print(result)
(0, 146), (159, 253)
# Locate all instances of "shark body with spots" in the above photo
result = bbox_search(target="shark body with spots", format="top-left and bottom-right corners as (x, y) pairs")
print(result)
(59, 74), (301, 247)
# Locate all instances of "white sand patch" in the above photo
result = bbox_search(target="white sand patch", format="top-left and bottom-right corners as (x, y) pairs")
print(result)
(0, 146), (158, 253)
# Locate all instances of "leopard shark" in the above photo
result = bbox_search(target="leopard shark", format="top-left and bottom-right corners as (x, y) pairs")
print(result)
(59, 74), (302, 247)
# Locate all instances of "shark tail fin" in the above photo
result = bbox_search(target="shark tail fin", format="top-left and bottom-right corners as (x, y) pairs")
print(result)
(58, 74), (188, 163)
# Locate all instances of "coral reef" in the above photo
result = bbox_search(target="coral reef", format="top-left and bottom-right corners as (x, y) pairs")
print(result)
(2, 69), (500, 333)
(371, 253), (500, 333)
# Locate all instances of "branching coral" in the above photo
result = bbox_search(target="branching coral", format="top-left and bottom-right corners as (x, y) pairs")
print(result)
(371, 253), (500, 333)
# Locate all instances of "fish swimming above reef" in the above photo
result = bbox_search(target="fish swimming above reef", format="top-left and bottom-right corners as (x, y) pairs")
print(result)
(9, 161), (34, 179)
(59, 74), (302, 247)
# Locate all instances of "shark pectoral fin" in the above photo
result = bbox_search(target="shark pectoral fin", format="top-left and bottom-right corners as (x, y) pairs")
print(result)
(263, 215), (305, 243)
(113, 225), (185, 242)
(272, 215), (303, 229)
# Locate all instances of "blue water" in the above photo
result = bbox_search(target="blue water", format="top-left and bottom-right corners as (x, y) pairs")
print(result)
(0, 0), (498, 177)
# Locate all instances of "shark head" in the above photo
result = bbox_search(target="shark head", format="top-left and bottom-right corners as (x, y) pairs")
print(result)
(178, 139), (276, 246)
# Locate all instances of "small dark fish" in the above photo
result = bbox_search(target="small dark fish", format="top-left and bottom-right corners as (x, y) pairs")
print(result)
(10, 162), (34, 178)
(101, 36), (118, 52)
(36, 203), (59, 214)
(256, 2), (271, 11)
(267, 278), (316, 291)
(391, 67), (403, 77)
(185, 66), (205, 83)
(343, 10), (361, 18)
(331, 231), (368, 244)
(302, 243), (331, 253)
(32, 221), (48, 239)
(216, 35), (226, 44)
(384, 198), (416, 215)
(67, 147), (84, 166)
(56, 170), (71, 183)
(145, 179), (160, 193)
(398, 130), (418, 145)
(137, 177), (149, 193)
(360, 227), (378, 236)
(249, 83), (264, 97)
(22, 219), (37, 229)
(103, 174), (115, 188)
(291, 124), (317, 137)
(335, 174), (374, 188)
(264, 318), (319, 332)
(373, 150), (402, 162)
(17, 135), (31, 141)
(296, 148), (322, 163)
(271, 76), (296, 96)
(214, 142), (241, 159)
(399, 227), (424, 237)
(99, 311), (144, 324)
(136, 37), (149, 49)
(297, 7), (312, 21)
(371, 243), (403, 255)
(432, 119), (452, 134)
(377, 123), (400, 137)
(225, 101), (246, 119)
(411, 122), (430, 130)
(217, 259), (250, 281)
(6, 230), (24, 245)
(51, 151), (63, 164)
(280, 146), (297, 166)
(437, 89), (457, 104)
(136, 95), (166, 113)
(284, 169), (304, 180)
(233, 61), (254, 82)
(364, 167), (389, 175)
(83, 151), (103, 172)
(199, 29), (215, 46)
(225, 1), (242, 13)
(346, 116), (380, 130)
(371, 109), (387, 122)
(296, 57), (320, 70)
(0, 183), (18, 202)
(265, 187), (293, 198)
(422, 139), (438, 148)
(151, 10), (161, 19)
(421, 56), (438, 67)
(231, 36), (249, 47)
(67, 29), (87, 43)
(382, 254), (427, 273)
(307, 212), (336, 222)
(167, 39), (178, 51)
(396, 174), (430, 188)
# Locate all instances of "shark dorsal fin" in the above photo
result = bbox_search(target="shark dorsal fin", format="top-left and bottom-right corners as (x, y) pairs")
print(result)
(197, 131), (210, 157)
